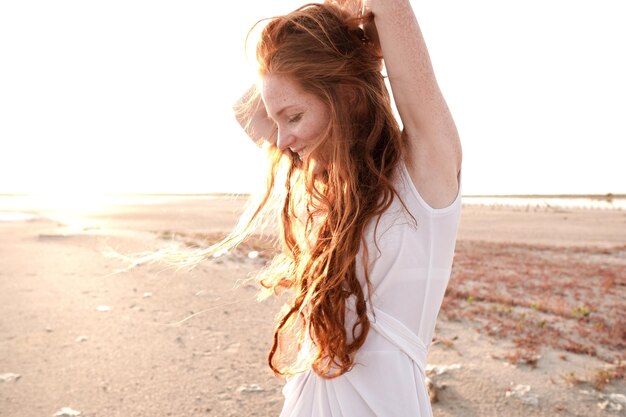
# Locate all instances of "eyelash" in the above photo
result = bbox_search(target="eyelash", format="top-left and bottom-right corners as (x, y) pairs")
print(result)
(288, 113), (303, 123)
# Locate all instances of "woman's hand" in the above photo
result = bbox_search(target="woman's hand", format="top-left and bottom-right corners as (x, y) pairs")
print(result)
(233, 84), (276, 147)
(324, 0), (364, 16)
(324, 0), (378, 47)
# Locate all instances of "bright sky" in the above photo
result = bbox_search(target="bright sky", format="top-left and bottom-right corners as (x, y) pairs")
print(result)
(1, 1), (624, 196)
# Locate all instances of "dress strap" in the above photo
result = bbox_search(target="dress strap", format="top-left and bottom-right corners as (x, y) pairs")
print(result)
(346, 297), (428, 374)
(368, 307), (428, 374)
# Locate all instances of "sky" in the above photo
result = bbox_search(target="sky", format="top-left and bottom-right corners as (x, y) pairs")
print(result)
(1, 0), (624, 196)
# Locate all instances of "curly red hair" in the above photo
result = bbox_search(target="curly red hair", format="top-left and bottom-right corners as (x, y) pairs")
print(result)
(238, 3), (407, 378)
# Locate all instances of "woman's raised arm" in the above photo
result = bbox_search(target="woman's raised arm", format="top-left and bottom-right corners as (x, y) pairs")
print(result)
(233, 84), (276, 146)
(368, 0), (462, 208)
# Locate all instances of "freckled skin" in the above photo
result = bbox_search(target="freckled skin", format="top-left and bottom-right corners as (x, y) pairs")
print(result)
(261, 74), (331, 173)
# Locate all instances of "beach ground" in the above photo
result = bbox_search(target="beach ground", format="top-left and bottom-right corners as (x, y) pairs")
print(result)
(0, 197), (624, 417)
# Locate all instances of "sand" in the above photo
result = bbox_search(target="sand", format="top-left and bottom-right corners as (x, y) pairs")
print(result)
(0, 197), (624, 417)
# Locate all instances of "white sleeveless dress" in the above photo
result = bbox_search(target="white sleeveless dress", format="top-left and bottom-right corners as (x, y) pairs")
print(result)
(279, 160), (463, 417)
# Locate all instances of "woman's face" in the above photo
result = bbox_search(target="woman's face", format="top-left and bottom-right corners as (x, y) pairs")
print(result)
(261, 74), (330, 173)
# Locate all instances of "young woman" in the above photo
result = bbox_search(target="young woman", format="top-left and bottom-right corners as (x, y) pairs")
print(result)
(232, 1), (462, 415)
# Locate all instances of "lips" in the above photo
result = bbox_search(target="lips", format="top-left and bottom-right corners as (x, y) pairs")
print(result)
(290, 147), (307, 160)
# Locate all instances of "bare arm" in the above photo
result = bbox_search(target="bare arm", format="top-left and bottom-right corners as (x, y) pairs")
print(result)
(368, 0), (462, 206)
(233, 84), (276, 146)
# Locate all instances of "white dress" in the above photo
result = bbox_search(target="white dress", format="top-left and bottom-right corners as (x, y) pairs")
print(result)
(280, 161), (462, 417)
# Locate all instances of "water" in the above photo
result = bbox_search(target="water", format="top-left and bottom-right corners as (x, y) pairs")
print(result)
(0, 212), (39, 222)
(0, 194), (241, 225)
(463, 195), (625, 210)
(0, 194), (623, 223)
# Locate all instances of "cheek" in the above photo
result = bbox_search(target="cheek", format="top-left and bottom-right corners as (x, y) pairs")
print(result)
(309, 117), (330, 144)
(300, 122), (323, 145)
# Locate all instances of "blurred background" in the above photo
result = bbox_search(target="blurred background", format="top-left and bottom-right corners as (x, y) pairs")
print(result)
(1, 0), (625, 199)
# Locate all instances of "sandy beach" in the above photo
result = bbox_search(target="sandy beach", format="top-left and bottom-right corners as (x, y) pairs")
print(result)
(0, 196), (624, 417)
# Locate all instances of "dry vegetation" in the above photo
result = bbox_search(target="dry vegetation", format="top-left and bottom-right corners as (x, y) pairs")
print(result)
(442, 240), (626, 391)
(443, 241), (625, 364)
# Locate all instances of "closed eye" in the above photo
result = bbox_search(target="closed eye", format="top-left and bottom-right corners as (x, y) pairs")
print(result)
(288, 113), (303, 123)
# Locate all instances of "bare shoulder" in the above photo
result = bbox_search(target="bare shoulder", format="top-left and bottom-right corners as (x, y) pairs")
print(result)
(403, 129), (462, 210)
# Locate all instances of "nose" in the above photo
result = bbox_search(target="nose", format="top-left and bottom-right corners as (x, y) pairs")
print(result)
(276, 129), (296, 152)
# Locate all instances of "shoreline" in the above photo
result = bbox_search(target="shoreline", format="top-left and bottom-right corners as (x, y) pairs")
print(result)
(2, 192), (624, 198)
(1, 194), (625, 217)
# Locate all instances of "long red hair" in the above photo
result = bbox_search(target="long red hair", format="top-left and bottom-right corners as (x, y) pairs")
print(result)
(236, 3), (407, 378)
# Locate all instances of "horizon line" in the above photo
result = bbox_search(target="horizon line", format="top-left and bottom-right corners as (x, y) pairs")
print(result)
(1, 192), (624, 199)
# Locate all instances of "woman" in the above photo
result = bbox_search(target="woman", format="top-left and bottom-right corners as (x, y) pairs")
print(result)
(232, 0), (462, 415)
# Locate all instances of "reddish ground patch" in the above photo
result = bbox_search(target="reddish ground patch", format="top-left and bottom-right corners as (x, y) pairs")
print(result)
(442, 240), (626, 365)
